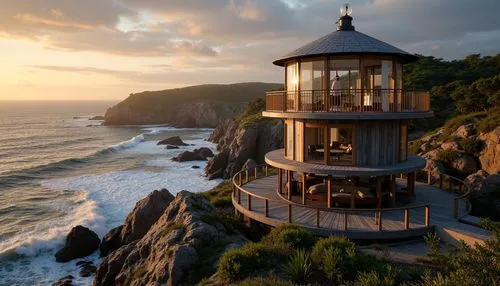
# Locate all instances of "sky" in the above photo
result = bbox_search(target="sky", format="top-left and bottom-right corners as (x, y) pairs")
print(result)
(0, 0), (499, 101)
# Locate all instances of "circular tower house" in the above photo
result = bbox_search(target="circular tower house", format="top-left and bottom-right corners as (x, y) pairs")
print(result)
(233, 7), (434, 239)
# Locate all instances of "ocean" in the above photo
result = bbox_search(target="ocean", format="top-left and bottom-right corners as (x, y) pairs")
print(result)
(0, 101), (222, 285)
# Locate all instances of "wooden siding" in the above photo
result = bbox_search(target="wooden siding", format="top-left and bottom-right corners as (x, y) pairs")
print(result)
(356, 120), (400, 166)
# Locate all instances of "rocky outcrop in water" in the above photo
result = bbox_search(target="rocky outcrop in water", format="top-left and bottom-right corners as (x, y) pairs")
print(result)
(205, 118), (283, 180)
(158, 136), (188, 146)
(171, 148), (214, 162)
(94, 190), (247, 286)
(55, 226), (100, 263)
(100, 189), (175, 257)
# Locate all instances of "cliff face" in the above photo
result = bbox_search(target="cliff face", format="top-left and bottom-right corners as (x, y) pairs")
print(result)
(205, 118), (283, 179)
(103, 82), (282, 128)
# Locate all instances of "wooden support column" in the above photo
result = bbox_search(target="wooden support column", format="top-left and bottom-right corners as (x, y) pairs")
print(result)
(287, 170), (292, 200)
(376, 177), (382, 209)
(278, 168), (283, 194)
(407, 172), (416, 197)
(327, 175), (332, 208)
(324, 124), (330, 165)
(390, 175), (396, 207)
(302, 172), (306, 205)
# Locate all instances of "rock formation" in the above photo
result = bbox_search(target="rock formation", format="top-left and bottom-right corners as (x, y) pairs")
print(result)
(94, 191), (247, 286)
(100, 189), (175, 256)
(171, 148), (214, 162)
(205, 118), (283, 180)
(157, 136), (188, 146)
(55, 226), (100, 263)
(479, 126), (500, 175)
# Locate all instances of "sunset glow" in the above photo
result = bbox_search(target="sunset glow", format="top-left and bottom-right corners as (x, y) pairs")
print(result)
(1, 0), (499, 100)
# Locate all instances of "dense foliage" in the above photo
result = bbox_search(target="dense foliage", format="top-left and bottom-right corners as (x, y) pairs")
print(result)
(404, 54), (500, 131)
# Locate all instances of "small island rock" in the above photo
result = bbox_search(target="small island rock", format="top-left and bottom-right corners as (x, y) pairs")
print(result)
(157, 136), (188, 146)
(55, 226), (100, 263)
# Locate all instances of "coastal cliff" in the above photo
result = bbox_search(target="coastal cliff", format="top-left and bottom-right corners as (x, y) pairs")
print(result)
(103, 82), (281, 128)
(205, 98), (283, 179)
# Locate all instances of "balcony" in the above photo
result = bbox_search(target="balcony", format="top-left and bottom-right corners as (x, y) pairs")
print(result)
(265, 89), (430, 113)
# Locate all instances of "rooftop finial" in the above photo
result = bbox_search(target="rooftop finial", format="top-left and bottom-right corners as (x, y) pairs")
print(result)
(337, 3), (355, 31)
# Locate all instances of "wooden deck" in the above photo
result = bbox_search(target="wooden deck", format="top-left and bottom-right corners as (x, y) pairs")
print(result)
(233, 175), (491, 242)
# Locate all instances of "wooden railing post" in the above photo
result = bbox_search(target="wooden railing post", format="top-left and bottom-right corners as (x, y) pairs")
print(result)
(439, 174), (443, 189)
(265, 165), (268, 176)
(239, 173), (242, 186)
(425, 206), (430, 227)
(254, 167), (258, 180)
(378, 211), (383, 231)
(245, 170), (249, 183)
(343, 211), (348, 231)
(288, 204), (292, 223)
(404, 209), (409, 230)
(238, 188), (241, 204)
(316, 209), (320, 228)
(247, 194), (252, 211)
(427, 169), (431, 185)
(265, 199), (269, 217)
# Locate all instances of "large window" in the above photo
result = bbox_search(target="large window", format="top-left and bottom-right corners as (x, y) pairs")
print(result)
(305, 124), (325, 164)
(329, 58), (360, 110)
(286, 62), (298, 111)
(329, 125), (354, 165)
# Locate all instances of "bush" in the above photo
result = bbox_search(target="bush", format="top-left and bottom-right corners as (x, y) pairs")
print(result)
(201, 211), (244, 234)
(442, 112), (486, 138)
(436, 150), (458, 163)
(217, 243), (284, 282)
(353, 268), (398, 286)
(284, 249), (313, 285)
(477, 107), (500, 134)
(458, 137), (483, 154)
(410, 140), (423, 154)
(238, 277), (293, 286)
(311, 236), (359, 283)
(200, 181), (233, 208)
(263, 224), (316, 251)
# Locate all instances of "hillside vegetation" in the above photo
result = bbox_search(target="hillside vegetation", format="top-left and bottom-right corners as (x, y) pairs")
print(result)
(103, 82), (282, 127)
(404, 54), (500, 131)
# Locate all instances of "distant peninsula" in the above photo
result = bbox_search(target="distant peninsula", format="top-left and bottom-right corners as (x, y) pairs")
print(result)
(103, 82), (282, 128)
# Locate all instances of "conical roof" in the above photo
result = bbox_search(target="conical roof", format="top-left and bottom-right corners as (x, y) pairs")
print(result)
(273, 14), (418, 66)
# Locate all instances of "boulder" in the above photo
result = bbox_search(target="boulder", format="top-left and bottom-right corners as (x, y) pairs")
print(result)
(424, 159), (446, 184)
(479, 127), (500, 175)
(454, 124), (475, 138)
(100, 189), (174, 256)
(172, 151), (205, 162)
(243, 158), (257, 171)
(77, 261), (97, 277)
(52, 275), (74, 286)
(470, 175), (500, 221)
(158, 136), (188, 146)
(89, 116), (105, 121)
(465, 170), (489, 191)
(94, 191), (247, 286)
(205, 150), (229, 180)
(451, 154), (479, 176)
(194, 147), (214, 160)
(55, 226), (100, 263)
(441, 141), (459, 151)
(166, 145), (180, 150)
(191, 166), (200, 169)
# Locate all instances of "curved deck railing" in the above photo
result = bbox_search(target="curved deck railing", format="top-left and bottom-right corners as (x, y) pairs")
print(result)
(414, 170), (472, 219)
(233, 164), (431, 233)
(265, 89), (430, 113)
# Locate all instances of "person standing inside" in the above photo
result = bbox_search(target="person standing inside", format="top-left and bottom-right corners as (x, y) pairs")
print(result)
(330, 74), (341, 110)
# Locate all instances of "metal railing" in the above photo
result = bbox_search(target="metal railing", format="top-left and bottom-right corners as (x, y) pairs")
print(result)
(437, 172), (471, 219)
(265, 89), (430, 113)
(232, 164), (431, 232)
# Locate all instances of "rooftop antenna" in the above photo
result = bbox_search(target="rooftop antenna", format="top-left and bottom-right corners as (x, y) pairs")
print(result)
(340, 3), (353, 16)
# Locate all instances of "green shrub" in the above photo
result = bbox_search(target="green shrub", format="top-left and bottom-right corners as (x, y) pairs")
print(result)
(263, 224), (316, 251)
(217, 243), (284, 282)
(200, 181), (233, 208)
(410, 140), (423, 154)
(458, 136), (483, 154)
(353, 268), (398, 286)
(477, 107), (500, 134)
(284, 249), (313, 285)
(311, 236), (359, 282)
(436, 150), (458, 163)
(442, 112), (487, 138)
(238, 277), (293, 286)
(201, 212), (244, 234)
